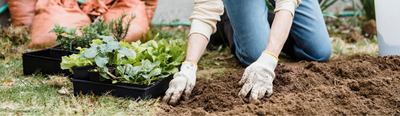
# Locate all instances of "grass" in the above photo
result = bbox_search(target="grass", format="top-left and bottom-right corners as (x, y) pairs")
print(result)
(0, 23), (379, 115)
(0, 26), (31, 58)
(0, 57), (160, 115)
(0, 25), (191, 115)
(197, 47), (243, 79)
(330, 35), (378, 60)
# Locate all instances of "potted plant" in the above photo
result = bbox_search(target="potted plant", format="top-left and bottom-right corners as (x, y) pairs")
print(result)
(22, 21), (110, 76)
(56, 15), (134, 78)
(23, 15), (133, 76)
(78, 36), (134, 82)
(60, 47), (95, 80)
(70, 35), (187, 99)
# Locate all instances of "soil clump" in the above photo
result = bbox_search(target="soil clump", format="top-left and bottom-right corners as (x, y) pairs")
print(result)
(160, 55), (400, 115)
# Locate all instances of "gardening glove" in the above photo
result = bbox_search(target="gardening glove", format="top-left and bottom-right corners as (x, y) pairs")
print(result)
(162, 60), (197, 105)
(238, 51), (278, 102)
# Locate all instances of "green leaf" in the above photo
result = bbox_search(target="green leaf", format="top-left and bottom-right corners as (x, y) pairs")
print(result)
(149, 68), (161, 77)
(105, 41), (121, 52)
(148, 40), (158, 48)
(156, 53), (172, 63)
(98, 44), (107, 54)
(102, 67), (109, 73)
(131, 40), (141, 47)
(120, 41), (131, 48)
(67, 28), (77, 38)
(128, 66), (142, 77)
(61, 27), (67, 33)
(61, 37), (68, 41)
(143, 68), (161, 79)
(181, 43), (188, 52)
(144, 53), (156, 62)
(116, 65), (125, 76)
(163, 67), (179, 75)
(101, 36), (115, 43)
(158, 74), (170, 78)
(100, 72), (111, 81)
(169, 46), (181, 57)
(60, 54), (93, 72)
(94, 55), (109, 68)
(161, 39), (169, 46)
(118, 47), (133, 57)
(168, 61), (180, 67)
(92, 39), (103, 44)
(122, 75), (130, 82)
(173, 55), (185, 64)
(77, 37), (187, 85)
(83, 47), (98, 59)
(55, 23), (60, 28)
(56, 39), (61, 44)
(142, 59), (153, 71)
(128, 48), (136, 59)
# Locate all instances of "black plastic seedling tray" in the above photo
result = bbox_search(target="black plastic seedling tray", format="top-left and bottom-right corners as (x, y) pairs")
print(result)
(71, 75), (173, 99)
(88, 69), (114, 83)
(22, 48), (77, 75)
(71, 66), (95, 80)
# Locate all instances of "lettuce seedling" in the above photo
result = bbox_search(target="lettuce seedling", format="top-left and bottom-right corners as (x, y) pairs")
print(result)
(113, 38), (187, 85)
(79, 36), (133, 80)
(61, 34), (187, 85)
(60, 47), (94, 73)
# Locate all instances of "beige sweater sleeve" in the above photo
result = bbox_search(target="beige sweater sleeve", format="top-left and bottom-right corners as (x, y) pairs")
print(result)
(189, 0), (224, 40)
(274, 0), (302, 16)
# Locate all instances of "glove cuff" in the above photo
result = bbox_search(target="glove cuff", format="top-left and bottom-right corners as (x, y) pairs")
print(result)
(180, 60), (198, 73)
(257, 52), (279, 72)
(182, 60), (198, 67)
(262, 51), (279, 61)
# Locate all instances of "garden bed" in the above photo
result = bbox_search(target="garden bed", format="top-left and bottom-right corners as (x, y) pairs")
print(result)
(160, 55), (400, 115)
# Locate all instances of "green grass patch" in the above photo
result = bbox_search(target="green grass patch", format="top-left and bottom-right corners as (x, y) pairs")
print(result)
(0, 57), (160, 115)
(330, 36), (378, 60)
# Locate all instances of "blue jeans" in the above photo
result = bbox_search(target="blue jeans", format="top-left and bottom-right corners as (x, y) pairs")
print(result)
(222, 0), (332, 66)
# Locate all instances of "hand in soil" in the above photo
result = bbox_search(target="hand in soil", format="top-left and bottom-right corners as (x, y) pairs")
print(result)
(238, 53), (278, 102)
(163, 61), (197, 105)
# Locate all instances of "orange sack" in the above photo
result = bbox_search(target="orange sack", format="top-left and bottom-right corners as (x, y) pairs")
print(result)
(7, 0), (38, 26)
(141, 0), (158, 21)
(29, 0), (91, 48)
(81, 0), (151, 42)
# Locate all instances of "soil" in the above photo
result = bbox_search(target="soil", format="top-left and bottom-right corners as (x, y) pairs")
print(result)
(361, 20), (377, 39)
(160, 55), (400, 115)
(347, 30), (365, 43)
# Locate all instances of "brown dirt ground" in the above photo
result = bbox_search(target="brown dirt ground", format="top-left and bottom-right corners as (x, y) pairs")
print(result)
(159, 55), (400, 115)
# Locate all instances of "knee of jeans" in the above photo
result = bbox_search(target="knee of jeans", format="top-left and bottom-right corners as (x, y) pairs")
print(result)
(235, 49), (260, 66)
(313, 47), (331, 62)
(247, 52), (260, 63)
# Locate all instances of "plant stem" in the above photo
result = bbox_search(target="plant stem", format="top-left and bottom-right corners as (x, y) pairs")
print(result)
(107, 71), (121, 79)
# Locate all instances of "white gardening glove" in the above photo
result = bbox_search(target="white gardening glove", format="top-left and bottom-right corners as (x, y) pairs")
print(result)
(162, 61), (197, 105)
(238, 51), (278, 102)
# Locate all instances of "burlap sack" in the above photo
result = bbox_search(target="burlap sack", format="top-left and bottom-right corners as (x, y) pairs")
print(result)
(29, 0), (91, 48)
(142, 0), (157, 21)
(81, 0), (150, 42)
(7, 0), (38, 26)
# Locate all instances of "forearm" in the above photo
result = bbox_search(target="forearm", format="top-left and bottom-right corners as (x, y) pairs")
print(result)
(265, 10), (293, 56)
(185, 33), (209, 63)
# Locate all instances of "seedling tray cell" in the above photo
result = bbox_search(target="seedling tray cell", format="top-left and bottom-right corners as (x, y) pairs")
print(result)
(22, 49), (75, 75)
(71, 66), (95, 80)
(71, 75), (173, 99)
